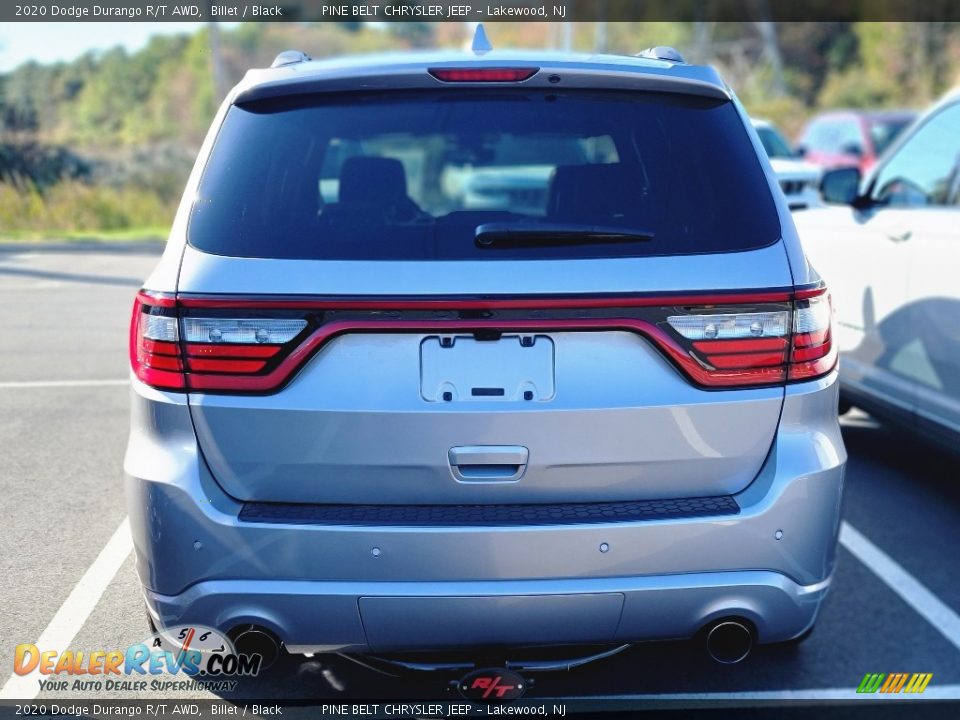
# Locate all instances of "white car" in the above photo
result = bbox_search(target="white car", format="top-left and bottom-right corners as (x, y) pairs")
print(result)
(794, 89), (960, 450)
(752, 119), (822, 211)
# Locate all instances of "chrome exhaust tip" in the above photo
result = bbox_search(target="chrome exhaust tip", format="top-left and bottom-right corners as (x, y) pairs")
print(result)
(705, 620), (753, 664)
(230, 626), (281, 670)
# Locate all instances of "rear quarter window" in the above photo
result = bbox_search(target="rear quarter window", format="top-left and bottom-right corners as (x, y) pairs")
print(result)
(189, 89), (780, 260)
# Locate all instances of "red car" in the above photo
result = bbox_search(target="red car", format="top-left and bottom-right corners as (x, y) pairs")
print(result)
(796, 110), (916, 173)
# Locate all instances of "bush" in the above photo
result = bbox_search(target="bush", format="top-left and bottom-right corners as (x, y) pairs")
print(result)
(0, 179), (174, 236)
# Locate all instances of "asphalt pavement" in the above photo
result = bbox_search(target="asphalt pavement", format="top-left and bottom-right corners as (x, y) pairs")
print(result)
(1, 244), (958, 709)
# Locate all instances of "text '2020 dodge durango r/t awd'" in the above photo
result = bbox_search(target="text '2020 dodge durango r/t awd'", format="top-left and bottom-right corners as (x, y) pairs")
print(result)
(125, 47), (846, 668)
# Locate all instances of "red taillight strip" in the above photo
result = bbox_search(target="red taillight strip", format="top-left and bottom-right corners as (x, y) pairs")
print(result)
(185, 318), (786, 392)
(792, 343), (831, 362)
(692, 338), (787, 354)
(788, 342), (837, 381)
(133, 287), (836, 394)
(794, 329), (829, 348)
(141, 354), (182, 371)
(793, 285), (828, 300)
(137, 290), (177, 308)
(185, 343), (282, 358)
(188, 358), (267, 374)
(176, 290), (796, 311)
(706, 351), (787, 369)
(142, 339), (179, 356)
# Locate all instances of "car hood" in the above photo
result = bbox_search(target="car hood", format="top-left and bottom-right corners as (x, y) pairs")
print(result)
(769, 158), (822, 182)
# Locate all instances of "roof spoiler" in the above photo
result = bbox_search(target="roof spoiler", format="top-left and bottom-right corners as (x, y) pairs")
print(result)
(235, 63), (730, 105)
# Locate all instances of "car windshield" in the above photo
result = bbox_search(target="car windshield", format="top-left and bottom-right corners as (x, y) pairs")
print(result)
(870, 117), (914, 156)
(755, 125), (794, 159)
(189, 90), (779, 260)
(801, 118), (862, 154)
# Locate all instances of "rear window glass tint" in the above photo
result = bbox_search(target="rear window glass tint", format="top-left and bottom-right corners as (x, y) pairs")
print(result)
(189, 90), (780, 260)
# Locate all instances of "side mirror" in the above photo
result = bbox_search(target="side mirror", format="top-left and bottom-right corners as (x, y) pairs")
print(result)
(820, 167), (862, 205)
(840, 142), (864, 158)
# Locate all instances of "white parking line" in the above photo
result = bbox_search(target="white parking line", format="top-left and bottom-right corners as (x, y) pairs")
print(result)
(0, 379), (128, 389)
(0, 518), (133, 700)
(841, 521), (960, 654)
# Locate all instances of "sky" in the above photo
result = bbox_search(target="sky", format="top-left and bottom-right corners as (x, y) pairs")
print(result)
(0, 23), (228, 72)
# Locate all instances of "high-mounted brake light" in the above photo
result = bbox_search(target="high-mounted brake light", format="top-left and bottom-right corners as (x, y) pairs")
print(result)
(130, 286), (836, 395)
(428, 67), (538, 83)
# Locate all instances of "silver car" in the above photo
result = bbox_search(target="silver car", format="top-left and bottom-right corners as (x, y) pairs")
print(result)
(125, 48), (846, 669)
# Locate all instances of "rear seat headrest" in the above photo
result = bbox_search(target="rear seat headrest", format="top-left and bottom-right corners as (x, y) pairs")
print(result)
(339, 156), (408, 205)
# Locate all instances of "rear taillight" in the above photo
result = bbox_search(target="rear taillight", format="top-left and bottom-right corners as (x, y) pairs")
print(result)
(130, 291), (184, 390)
(664, 286), (836, 387)
(788, 290), (836, 381)
(130, 292), (310, 392)
(130, 286), (836, 394)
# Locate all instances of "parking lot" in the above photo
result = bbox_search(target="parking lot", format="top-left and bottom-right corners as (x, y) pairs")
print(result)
(1, 244), (959, 706)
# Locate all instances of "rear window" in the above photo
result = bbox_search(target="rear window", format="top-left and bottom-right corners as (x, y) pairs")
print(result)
(189, 90), (780, 260)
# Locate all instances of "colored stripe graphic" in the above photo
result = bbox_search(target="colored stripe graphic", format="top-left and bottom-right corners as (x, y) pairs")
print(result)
(905, 674), (934, 694)
(857, 673), (885, 693)
(857, 672), (932, 694)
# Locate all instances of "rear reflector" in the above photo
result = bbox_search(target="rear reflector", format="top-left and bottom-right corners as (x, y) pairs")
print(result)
(428, 67), (538, 82)
(129, 286), (836, 394)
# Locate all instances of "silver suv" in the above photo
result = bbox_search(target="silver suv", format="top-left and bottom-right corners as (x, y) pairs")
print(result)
(125, 48), (846, 668)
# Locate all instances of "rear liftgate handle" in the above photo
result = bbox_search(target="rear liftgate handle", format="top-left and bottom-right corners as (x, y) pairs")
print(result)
(448, 445), (529, 483)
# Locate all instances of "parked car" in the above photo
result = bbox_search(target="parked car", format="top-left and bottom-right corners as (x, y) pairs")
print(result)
(794, 89), (960, 452)
(125, 46), (846, 672)
(751, 118), (822, 210)
(796, 109), (917, 174)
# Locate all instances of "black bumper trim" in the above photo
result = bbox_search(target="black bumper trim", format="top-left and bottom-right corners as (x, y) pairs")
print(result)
(239, 495), (740, 527)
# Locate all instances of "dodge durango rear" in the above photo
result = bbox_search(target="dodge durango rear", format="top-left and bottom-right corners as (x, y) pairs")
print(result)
(124, 46), (846, 668)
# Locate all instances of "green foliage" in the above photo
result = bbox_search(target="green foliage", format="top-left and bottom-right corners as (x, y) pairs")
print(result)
(817, 23), (958, 110)
(0, 180), (174, 234)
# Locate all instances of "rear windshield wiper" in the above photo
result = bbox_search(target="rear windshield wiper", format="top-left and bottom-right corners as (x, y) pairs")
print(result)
(475, 222), (655, 248)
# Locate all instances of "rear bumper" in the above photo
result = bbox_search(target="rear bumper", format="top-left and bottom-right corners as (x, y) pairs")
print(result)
(126, 372), (845, 651)
(144, 570), (831, 652)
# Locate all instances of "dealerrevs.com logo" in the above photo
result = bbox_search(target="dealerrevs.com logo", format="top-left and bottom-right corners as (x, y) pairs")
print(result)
(13, 625), (261, 693)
